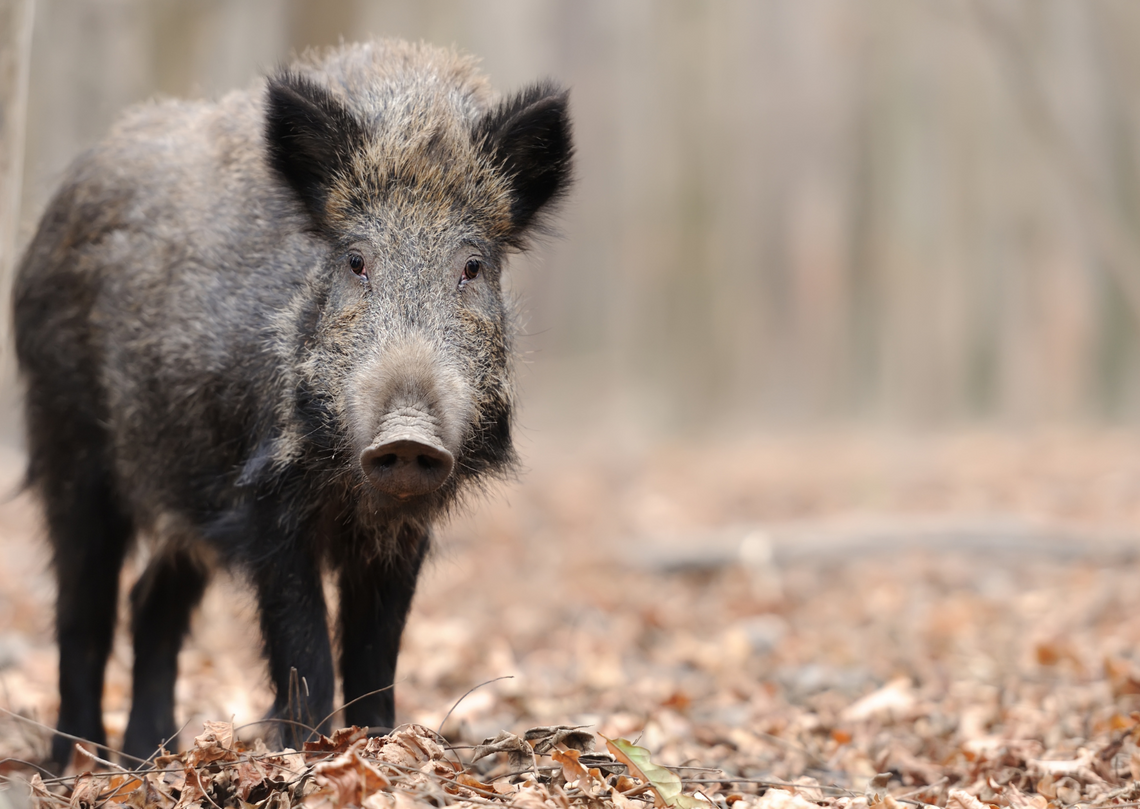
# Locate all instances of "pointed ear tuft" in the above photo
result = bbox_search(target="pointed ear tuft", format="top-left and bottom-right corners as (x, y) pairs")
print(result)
(265, 71), (366, 224)
(476, 82), (573, 240)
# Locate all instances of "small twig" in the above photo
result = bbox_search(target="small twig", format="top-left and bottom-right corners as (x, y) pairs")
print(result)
(622, 782), (657, 798)
(92, 771), (148, 809)
(437, 676), (514, 737)
(32, 762), (223, 787)
(0, 706), (152, 767)
(669, 765), (733, 772)
(0, 758), (57, 779)
(74, 744), (129, 773)
(34, 769), (150, 787)
(681, 777), (856, 796)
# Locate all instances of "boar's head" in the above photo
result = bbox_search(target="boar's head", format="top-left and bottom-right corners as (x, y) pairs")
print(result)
(261, 44), (572, 528)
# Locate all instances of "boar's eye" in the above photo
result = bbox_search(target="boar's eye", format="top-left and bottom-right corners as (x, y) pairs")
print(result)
(458, 257), (482, 289)
(348, 252), (367, 279)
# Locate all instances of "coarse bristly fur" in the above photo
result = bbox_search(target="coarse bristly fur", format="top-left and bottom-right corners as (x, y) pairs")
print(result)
(12, 39), (573, 769)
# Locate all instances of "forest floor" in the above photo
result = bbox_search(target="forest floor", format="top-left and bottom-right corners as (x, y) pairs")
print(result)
(6, 430), (1140, 809)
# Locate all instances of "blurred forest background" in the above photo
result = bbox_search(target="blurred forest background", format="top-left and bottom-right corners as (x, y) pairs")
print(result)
(5, 0), (1140, 441)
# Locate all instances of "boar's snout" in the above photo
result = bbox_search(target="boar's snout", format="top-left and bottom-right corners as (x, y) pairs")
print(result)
(349, 338), (474, 501)
(361, 433), (455, 499)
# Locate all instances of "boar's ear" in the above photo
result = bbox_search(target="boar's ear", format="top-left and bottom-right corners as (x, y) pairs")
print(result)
(476, 82), (573, 241)
(265, 71), (366, 225)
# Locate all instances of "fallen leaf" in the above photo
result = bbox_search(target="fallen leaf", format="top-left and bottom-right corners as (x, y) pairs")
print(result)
(472, 730), (537, 772)
(363, 724), (448, 771)
(493, 777), (517, 795)
(525, 726), (596, 755)
(303, 726), (369, 756)
(185, 721), (239, 768)
(310, 743), (391, 808)
(604, 736), (710, 809)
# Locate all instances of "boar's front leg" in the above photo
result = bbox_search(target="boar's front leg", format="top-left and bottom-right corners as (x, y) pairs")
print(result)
(122, 551), (210, 761)
(338, 529), (430, 732)
(251, 535), (335, 748)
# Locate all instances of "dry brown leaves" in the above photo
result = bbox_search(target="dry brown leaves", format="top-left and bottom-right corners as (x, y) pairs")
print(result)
(8, 723), (730, 809)
(16, 708), (1140, 809)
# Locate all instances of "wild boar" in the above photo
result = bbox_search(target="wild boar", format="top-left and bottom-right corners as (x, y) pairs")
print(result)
(13, 39), (572, 766)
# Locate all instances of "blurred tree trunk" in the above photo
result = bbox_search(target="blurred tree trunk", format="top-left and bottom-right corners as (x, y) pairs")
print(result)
(0, 0), (34, 372)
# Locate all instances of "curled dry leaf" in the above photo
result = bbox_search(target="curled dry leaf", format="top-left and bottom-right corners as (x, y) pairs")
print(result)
(509, 783), (563, 809)
(101, 774), (144, 805)
(996, 782), (1049, 809)
(185, 720), (239, 768)
(524, 726), (596, 755)
(176, 763), (211, 809)
(309, 741), (392, 808)
(68, 772), (103, 808)
(421, 757), (463, 789)
(472, 730), (537, 772)
(552, 749), (589, 784)
(303, 725), (370, 756)
(362, 724), (448, 771)
(390, 725), (447, 762)
(27, 775), (56, 807)
(457, 772), (497, 793)
(231, 758), (273, 802)
(1053, 776), (1082, 805)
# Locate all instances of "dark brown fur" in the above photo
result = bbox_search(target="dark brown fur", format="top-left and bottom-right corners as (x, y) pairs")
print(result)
(13, 40), (572, 767)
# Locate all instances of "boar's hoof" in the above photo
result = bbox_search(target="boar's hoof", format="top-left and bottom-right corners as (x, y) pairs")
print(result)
(361, 437), (455, 499)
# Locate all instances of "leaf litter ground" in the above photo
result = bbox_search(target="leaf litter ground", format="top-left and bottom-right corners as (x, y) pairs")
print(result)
(6, 432), (1140, 808)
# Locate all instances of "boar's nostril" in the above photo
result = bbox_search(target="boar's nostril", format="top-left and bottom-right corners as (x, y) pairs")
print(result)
(360, 438), (455, 500)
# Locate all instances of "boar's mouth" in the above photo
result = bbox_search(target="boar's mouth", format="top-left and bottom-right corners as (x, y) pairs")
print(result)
(360, 419), (455, 500)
